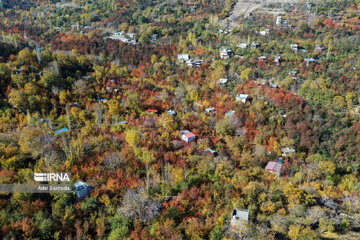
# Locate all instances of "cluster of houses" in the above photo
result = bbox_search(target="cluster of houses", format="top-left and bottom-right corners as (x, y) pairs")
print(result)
(220, 48), (233, 59)
(228, 148), (296, 228)
(257, 29), (270, 36)
(177, 54), (204, 67)
(235, 42), (260, 50)
(109, 32), (136, 45)
(275, 15), (292, 28)
(291, 43), (322, 54)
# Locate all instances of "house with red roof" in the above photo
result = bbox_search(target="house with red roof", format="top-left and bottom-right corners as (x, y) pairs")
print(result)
(145, 109), (158, 113)
(265, 161), (282, 176)
(181, 130), (196, 143)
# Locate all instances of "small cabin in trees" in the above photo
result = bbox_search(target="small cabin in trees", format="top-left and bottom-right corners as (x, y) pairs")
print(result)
(178, 54), (190, 62)
(181, 130), (196, 143)
(71, 24), (80, 30)
(97, 98), (109, 103)
(258, 29), (270, 36)
(186, 59), (203, 68)
(315, 44), (324, 53)
(274, 56), (281, 65)
(289, 71), (297, 76)
(236, 94), (249, 103)
(304, 58), (316, 66)
(195, 60), (204, 67)
(218, 78), (228, 84)
(281, 147), (296, 157)
(205, 107), (216, 114)
(187, 59), (195, 67)
(237, 43), (248, 49)
(15, 68), (25, 74)
(290, 44), (298, 52)
(69, 102), (79, 107)
(220, 48), (232, 59)
(74, 180), (94, 199)
(265, 161), (282, 176)
(230, 209), (249, 226)
(55, 128), (69, 134)
(151, 34), (158, 43)
(270, 83), (278, 88)
(167, 109), (176, 115)
(202, 148), (217, 156)
(251, 42), (260, 49)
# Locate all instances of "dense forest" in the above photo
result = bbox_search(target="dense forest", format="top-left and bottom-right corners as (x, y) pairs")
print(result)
(0, 0), (360, 239)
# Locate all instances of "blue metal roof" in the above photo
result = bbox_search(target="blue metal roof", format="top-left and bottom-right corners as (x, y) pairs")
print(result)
(167, 110), (176, 115)
(55, 128), (69, 134)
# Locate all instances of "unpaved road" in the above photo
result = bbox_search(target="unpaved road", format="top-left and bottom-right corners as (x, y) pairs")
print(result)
(227, 0), (299, 26)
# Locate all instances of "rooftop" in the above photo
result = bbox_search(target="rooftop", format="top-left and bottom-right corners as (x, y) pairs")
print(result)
(265, 161), (282, 173)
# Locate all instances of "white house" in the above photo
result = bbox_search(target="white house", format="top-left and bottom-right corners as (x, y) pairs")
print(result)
(290, 44), (298, 52)
(276, 16), (282, 25)
(236, 94), (249, 103)
(186, 59), (195, 67)
(194, 60), (204, 67)
(315, 44), (324, 53)
(289, 70), (297, 76)
(230, 209), (249, 226)
(220, 48), (232, 59)
(151, 34), (158, 43)
(281, 147), (296, 157)
(218, 78), (228, 84)
(274, 56), (281, 65)
(178, 54), (190, 62)
(237, 43), (248, 49)
(109, 32), (136, 45)
(167, 109), (176, 115)
(205, 107), (216, 113)
(305, 58), (316, 66)
(258, 29), (270, 36)
(251, 42), (260, 49)
(181, 130), (196, 143)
